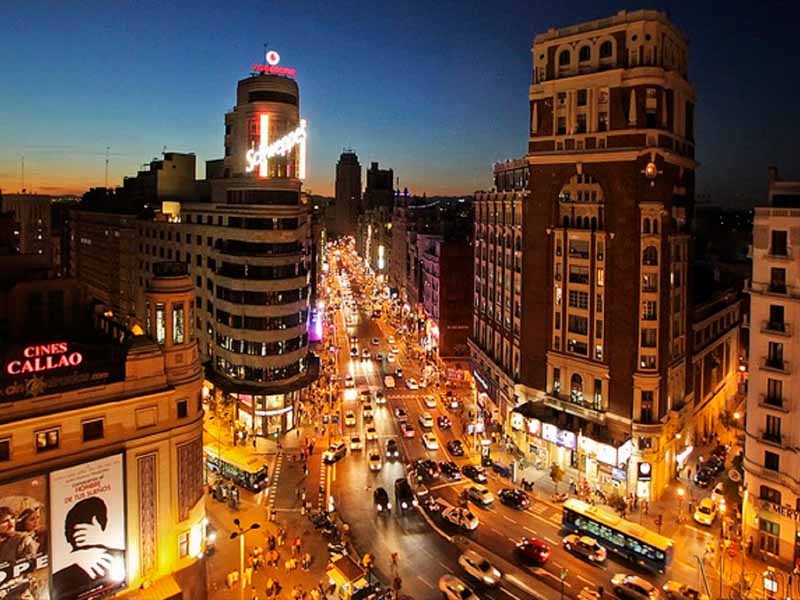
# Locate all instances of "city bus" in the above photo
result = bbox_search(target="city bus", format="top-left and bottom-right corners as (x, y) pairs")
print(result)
(203, 444), (269, 493)
(562, 498), (674, 573)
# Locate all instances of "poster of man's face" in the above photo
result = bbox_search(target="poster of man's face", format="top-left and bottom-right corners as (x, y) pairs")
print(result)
(49, 454), (126, 600)
(0, 475), (49, 600)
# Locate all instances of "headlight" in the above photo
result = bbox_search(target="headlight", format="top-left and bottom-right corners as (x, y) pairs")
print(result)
(401, 501), (408, 509)
(387, 502), (392, 510)
(377, 505), (382, 511)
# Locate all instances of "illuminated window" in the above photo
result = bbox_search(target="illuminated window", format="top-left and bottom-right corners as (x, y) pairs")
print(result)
(179, 531), (190, 558)
(35, 428), (60, 453)
(173, 304), (185, 344)
(189, 301), (195, 341)
(156, 303), (166, 344)
(570, 373), (584, 404)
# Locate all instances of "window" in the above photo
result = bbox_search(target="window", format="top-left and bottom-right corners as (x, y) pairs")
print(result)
(35, 428), (59, 453)
(596, 320), (603, 339)
(768, 305), (785, 331)
(593, 379), (602, 409)
(554, 312), (561, 329)
(196, 254), (202, 266)
(600, 41), (613, 58)
(642, 301), (657, 320)
(179, 531), (190, 558)
(82, 419), (104, 442)
(759, 485), (781, 504)
(576, 113), (587, 133)
(177, 400), (188, 419)
(642, 273), (658, 292)
(569, 265), (589, 284)
(643, 246), (658, 265)
(173, 304), (185, 344)
(770, 268), (786, 293)
(569, 290), (589, 308)
(764, 450), (780, 471)
(768, 341), (784, 368)
(155, 303), (166, 344)
(559, 50), (571, 66)
(596, 295), (603, 313)
(552, 368), (561, 394)
(570, 373), (584, 404)
(767, 378), (783, 405)
(557, 117), (567, 135)
(640, 391), (654, 423)
(598, 112), (608, 131)
(641, 328), (657, 347)
(765, 415), (782, 443)
(568, 314), (588, 335)
(640, 355), (656, 369)
(596, 268), (604, 286)
(0, 439), (9, 462)
(577, 89), (588, 106)
(771, 230), (788, 256)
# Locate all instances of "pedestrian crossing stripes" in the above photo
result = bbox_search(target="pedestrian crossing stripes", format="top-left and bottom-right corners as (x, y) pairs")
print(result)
(267, 453), (284, 511)
(317, 463), (327, 509)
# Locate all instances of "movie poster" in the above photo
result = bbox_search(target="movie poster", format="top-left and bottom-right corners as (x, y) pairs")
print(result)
(49, 455), (126, 600)
(0, 475), (50, 600)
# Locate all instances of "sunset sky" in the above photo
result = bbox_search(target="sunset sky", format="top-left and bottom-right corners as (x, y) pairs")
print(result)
(1, 0), (799, 203)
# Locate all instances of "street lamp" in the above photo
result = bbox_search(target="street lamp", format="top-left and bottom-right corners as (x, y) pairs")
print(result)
(230, 518), (260, 600)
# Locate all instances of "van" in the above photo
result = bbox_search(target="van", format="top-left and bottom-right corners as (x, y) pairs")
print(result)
(323, 439), (347, 464)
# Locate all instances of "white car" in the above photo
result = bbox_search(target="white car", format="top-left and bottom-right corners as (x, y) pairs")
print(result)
(390, 346), (400, 355)
(374, 390), (386, 405)
(368, 450), (383, 471)
(344, 410), (356, 427)
(439, 575), (479, 600)
(612, 573), (660, 600)
(423, 395), (437, 409)
(693, 498), (717, 526)
(388, 336), (395, 344)
(362, 404), (374, 420)
(386, 354), (396, 364)
(466, 485), (494, 507)
(458, 549), (502, 586)
(422, 432), (439, 450)
(366, 426), (378, 441)
(361, 348), (371, 360)
(441, 506), (479, 530)
(350, 435), (363, 450)
(710, 482), (725, 505)
(344, 375), (354, 388)
(418, 412), (434, 428)
(405, 378), (419, 390)
(563, 534), (607, 562)
(384, 375), (395, 389)
(371, 337), (380, 345)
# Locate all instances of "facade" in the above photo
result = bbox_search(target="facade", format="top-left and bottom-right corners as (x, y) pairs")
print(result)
(362, 162), (394, 212)
(333, 151), (361, 238)
(1, 194), (52, 259)
(743, 168), (800, 567)
(356, 205), (392, 284)
(0, 264), (206, 598)
(73, 67), (318, 437)
(473, 10), (711, 500)
(389, 192), (411, 295)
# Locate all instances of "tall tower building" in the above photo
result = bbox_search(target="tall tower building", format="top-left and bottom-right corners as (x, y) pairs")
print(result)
(334, 151), (361, 238)
(472, 10), (698, 500)
(743, 168), (800, 566)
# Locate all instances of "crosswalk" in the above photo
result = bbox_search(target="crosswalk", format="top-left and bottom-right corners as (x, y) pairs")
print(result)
(267, 453), (284, 512)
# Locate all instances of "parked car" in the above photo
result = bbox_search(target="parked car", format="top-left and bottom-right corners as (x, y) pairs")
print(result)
(516, 537), (551, 565)
(499, 488), (530, 510)
(439, 461), (462, 480)
(461, 465), (488, 484)
(447, 439), (464, 456)
(611, 573), (660, 600)
(438, 575), (479, 600)
(466, 485), (494, 507)
(373, 487), (391, 512)
(405, 378), (418, 390)
(562, 534), (607, 563)
(458, 549), (502, 586)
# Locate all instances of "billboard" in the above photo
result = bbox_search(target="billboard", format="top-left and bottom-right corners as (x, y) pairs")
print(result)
(0, 475), (50, 599)
(50, 455), (126, 600)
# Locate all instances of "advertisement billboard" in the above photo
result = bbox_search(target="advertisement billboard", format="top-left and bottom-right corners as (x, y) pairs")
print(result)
(50, 455), (126, 600)
(0, 475), (49, 599)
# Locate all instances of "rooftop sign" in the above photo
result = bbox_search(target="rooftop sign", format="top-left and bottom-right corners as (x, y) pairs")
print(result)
(252, 49), (297, 78)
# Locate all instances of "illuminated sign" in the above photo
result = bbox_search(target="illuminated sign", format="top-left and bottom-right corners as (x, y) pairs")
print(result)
(526, 418), (541, 436)
(245, 114), (307, 179)
(556, 430), (577, 450)
(6, 343), (83, 376)
(252, 49), (297, 78)
(542, 423), (558, 443)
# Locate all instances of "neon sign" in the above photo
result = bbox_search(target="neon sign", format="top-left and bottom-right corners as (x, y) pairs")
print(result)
(245, 114), (307, 179)
(6, 343), (83, 375)
(252, 49), (297, 78)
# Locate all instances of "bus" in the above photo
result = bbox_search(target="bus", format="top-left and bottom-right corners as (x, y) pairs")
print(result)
(562, 498), (674, 573)
(204, 444), (269, 493)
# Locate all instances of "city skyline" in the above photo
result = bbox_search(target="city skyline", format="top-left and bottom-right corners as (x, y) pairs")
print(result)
(1, 0), (799, 203)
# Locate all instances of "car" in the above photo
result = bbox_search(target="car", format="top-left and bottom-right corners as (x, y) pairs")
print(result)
(440, 503), (480, 531)
(612, 573), (660, 600)
(373, 487), (391, 512)
(385, 439), (400, 460)
(498, 488), (530, 510)
(437, 415), (452, 430)
(693, 467), (714, 488)
(359, 389), (371, 402)
(362, 404), (374, 420)
(711, 443), (729, 460)
(516, 537), (551, 565)
(415, 459), (440, 480)
(458, 549), (502, 586)
(394, 407), (408, 422)
(461, 465), (487, 483)
(344, 375), (354, 388)
(439, 461), (462, 480)
(693, 498), (717, 526)
(395, 367), (403, 378)
(375, 352), (385, 362)
(344, 410), (356, 427)
(418, 412), (434, 429)
(383, 375), (395, 388)
(422, 432), (439, 450)
(562, 534), (607, 563)
(350, 347), (359, 358)
(374, 390), (386, 405)
(466, 485), (494, 507)
(390, 346), (400, 355)
(662, 582), (708, 600)
(438, 575), (479, 600)
(371, 338), (380, 345)
(405, 378), (418, 390)
(394, 478), (418, 511)
(322, 440), (347, 464)
(388, 336), (395, 344)
(366, 426), (378, 441)
(424, 395), (437, 409)
(361, 349), (371, 360)
(400, 422), (415, 438)
(491, 461), (513, 478)
(710, 482), (725, 505)
(706, 455), (725, 475)
(349, 435), (363, 450)
(447, 439), (465, 457)
(446, 394), (460, 410)
(386, 353), (396, 364)
(368, 450), (383, 471)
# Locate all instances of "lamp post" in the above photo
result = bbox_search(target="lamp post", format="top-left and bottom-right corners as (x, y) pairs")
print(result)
(230, 518), (260, 600)
(677, 487), (685, 523)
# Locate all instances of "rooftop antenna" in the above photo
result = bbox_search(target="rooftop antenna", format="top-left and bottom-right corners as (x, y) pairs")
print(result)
(104, 146), (110, 188)
(20, 155), (25, 193)
(162, 145), (167, 156)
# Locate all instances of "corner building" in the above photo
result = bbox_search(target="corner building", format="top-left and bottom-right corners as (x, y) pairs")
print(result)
(473, 10), (699, 500)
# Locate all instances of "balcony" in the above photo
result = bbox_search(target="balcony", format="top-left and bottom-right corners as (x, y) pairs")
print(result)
(761, 321), (791, 337)
(759, 394), (790, 413)
(761, 358), (791, 374)
(759, 430), (788, 448)
(569, 249), (590, 260)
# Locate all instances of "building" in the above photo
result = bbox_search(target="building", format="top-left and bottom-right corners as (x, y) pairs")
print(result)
(0, 262), (206, 599)
(333, 151), (361, 238)
(73, 63), (318, 437)
(1, 194), (52, 258)
(743, 167), (800, 566)
(473, 9), (710, 500)
(355, 162), (395, 281)
(362, 162), (394, 212)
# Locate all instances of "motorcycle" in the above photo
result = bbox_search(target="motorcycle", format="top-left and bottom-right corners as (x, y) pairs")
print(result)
(521, 479), (535, 492)
(552, 491), (569, 503)
(327, 541), (348, 556)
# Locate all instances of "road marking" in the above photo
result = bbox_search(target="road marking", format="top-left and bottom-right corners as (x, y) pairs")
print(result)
(524, 526), (539, 535)
(545, 536), (559, 546)
(577, 574), (594, 586)
(500, 587), (522, 600)
(502, 514), (517, 524)
(417, 575), (434, 589)
(491, 526), (503, 536)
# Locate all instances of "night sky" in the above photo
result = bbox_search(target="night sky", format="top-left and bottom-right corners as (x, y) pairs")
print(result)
(0, 0), (798, 204)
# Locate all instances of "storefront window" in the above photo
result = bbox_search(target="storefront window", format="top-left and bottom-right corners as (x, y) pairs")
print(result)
(173, 303), (185, 344)
(155, 303), (165, 344)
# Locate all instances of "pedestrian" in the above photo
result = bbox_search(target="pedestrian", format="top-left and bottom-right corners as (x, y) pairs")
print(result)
(251, 586), (260, 600)
(266, 578), (275, 598)
(303, 552), (311, 571)
(598, 585), (605, 599)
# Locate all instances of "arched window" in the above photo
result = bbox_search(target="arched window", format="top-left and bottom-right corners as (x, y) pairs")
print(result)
(643, 218), (651, 234)
(643, 246), (658, 266)
(571, 373), (584, 404)
(600, 41), (613, 59)
(579, 46), (591, 62)
(559, 50), (571, 66)
(653, 219), (659, 234)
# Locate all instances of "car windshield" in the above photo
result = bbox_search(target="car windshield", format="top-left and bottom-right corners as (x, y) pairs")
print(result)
(458, 589), (472, 599)
(699, 506), (712, 514)
(479, 560), (491, 571)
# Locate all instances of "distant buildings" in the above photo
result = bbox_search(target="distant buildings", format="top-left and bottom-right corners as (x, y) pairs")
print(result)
(333, 150), (361, 238)
(355, 163), (395, 282)
(743, 167), (800, 566)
